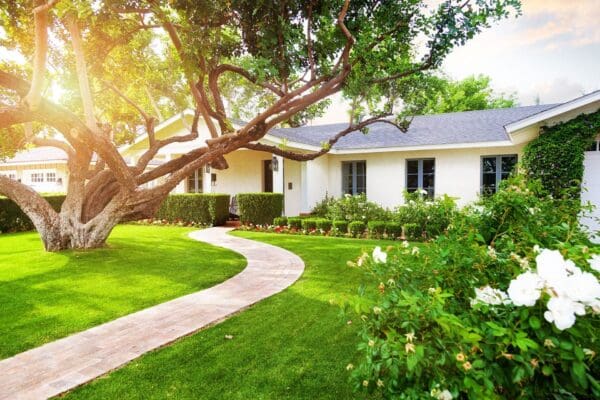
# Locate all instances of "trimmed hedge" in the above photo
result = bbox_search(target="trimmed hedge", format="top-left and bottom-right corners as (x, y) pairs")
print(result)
(333, 220), (348, 233)
(237, 193), (284, 225)
(368, 220), (386, 237)
(288, 217), (302, 230)
(348, 221), (366, 238)
(315, 218), (332, 232)
(273, 216), (288, 227)
(156, 193), (230, 226)
(301, 218), (317, 231)
(0, 195), (65, 233)
(385, 222), (402, 239)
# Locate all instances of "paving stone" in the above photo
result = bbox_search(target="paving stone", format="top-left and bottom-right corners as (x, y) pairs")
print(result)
(0, 227), (304, 400)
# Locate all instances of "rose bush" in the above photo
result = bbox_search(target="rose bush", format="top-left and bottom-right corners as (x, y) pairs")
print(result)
(345, 175), (600, 399)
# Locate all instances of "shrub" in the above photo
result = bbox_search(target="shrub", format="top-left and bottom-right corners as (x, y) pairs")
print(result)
(315, 218), (332, 232)
(325, 193), (389, 223)
(348, 221), (366, 238)
(384, 221), (402, 239)
(394, 192), (457, 240)
(237, 193), (283, 225)
(311, 194), (336, 217)
(288, 217), (303, 230)
(273, 216), (288, 227)
(0, 195), (65, 233)
(301, 218), (318, 231)
(367, 221), (386, 238)
(332, 220), (348, 235)
(346, 173), (600, 399)
(156, 194), (230, 226)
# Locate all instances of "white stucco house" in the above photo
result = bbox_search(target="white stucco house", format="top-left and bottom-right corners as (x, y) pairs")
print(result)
(1, 90), (599, 231)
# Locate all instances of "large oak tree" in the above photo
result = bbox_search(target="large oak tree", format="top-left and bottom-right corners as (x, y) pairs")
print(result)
(0, 0), (520, 251)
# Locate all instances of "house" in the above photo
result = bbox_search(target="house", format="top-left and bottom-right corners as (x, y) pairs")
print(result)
(2, 90), (599, 233)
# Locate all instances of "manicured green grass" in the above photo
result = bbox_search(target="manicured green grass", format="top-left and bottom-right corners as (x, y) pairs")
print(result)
(0, 225), (245, 359)
(64, 232), (392, 400)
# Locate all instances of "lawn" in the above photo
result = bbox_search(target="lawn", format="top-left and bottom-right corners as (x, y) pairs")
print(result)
(63, 231), (394, 400)
(0, 224), (245, 359)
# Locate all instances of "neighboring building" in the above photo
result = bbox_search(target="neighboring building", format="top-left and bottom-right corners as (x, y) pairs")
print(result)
(2, 91), (599, 233)
(0, 146), (69, 193)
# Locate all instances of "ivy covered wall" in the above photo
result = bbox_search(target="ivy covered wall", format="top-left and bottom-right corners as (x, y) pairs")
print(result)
(522, 108), (600, 198)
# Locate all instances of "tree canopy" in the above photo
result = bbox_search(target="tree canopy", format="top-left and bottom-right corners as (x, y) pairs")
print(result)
(402, 74), (517, 115)
(0, 0), (521, 250)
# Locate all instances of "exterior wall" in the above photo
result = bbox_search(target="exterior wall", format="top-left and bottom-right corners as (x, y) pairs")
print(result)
(211, 150), (273, 195)
(324, 144), (527, 210)
(0, 163), (68, 193)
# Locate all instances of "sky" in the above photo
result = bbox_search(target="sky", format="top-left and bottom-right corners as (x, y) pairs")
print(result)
(315, 0), (600, 124)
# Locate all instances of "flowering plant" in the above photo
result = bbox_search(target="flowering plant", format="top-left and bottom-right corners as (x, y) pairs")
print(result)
(346, 175), (600, 399)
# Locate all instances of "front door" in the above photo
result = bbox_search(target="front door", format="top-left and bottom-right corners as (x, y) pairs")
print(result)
(263, 160), (273, 192)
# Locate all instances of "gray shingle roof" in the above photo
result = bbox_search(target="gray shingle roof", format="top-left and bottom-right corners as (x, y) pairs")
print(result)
(3, 146), (68, 164)
(268, 104), (558, 150)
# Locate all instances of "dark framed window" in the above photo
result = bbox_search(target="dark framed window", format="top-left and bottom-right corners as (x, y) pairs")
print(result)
(342, 161), (366, 195)
(186, 169), (203, 193)
(406, 158), (435, 198)
(481, 154), (517, 194)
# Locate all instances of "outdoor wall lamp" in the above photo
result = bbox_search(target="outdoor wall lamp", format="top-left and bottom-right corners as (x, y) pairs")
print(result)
(205, 164), (211, 173)
(272, 156), (279, 172)
(211, 173), (217, 186)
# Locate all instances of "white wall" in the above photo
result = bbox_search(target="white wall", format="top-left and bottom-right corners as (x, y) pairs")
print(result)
(211, 150), (272, 195)
(322, 144), (527, 210)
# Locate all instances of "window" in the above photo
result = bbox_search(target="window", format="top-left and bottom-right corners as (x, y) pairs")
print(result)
(186, 169), (203, 193)
(46, 172), (56, 183)
(342, 161), (366, 195)
(0, 172), (16, 180)
(30, 173), (44, 183)
(406, 158), (435, 197)
(481, 154), (517, 194)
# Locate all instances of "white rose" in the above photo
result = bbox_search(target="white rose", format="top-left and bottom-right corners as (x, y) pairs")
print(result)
(536, 249), (569, 289)
(472, 285), (511, 306)
(507, 271), (543, 306)
(563, 272), (600, 305)
(544, 296), (585, 330)
(438, 389), (453, 400)
(372, 246), (387, 264)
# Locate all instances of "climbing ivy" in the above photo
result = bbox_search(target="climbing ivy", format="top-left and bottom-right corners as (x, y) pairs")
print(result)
(522, 108), (600, 198)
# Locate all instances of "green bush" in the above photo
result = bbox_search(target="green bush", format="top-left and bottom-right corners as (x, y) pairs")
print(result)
(311, 194), (336, 218)
(347, 173), (600, 399)
(0, 195), (65, 233)
(315, 218), (332, 232)
(156, 194), (230, 226)
(288, 217), (303, 230)
(394, 192), (457, 240)
(332, 220), (348, 235)
(523, 109), (600, 198)
(367, 220), (386, 238)
(301, 218), (317, 231)
(384, 221), (402, 239)
(348, 221), (366, 238)
(325, 193), (389, 223)
(273, 216), (288, 227)
(237, 193), (283, 225)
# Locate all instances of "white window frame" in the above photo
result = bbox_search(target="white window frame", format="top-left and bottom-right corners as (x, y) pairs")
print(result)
(0, 170), (17, 180)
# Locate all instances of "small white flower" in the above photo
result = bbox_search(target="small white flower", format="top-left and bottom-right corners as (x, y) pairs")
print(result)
(346, 363), (354, 371)
(373, 306), (382, 315)
(372, 247), (387, 263)
(487, 246), (497, 260)
(411, 246), (420, 256)
(405, 331), (415, 342)
(471, 285), (511, 306)
(376, 379), (384, 388)
(419, 189), (428, 195)
(438, 389), (453, 400)
(533, 245), (541, 254)
(507, 271), (543, 306)
(401, 240), (410, 248)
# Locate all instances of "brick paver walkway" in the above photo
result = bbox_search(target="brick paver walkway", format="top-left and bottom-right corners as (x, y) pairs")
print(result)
(0, 228), (304, 400)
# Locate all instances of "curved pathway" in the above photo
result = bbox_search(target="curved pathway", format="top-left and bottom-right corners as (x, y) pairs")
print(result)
(0, 227), (304, 400)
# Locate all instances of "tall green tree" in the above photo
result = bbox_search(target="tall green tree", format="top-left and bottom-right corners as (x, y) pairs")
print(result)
(0, 0), (521, 251)
(402, 74), (517, 115)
